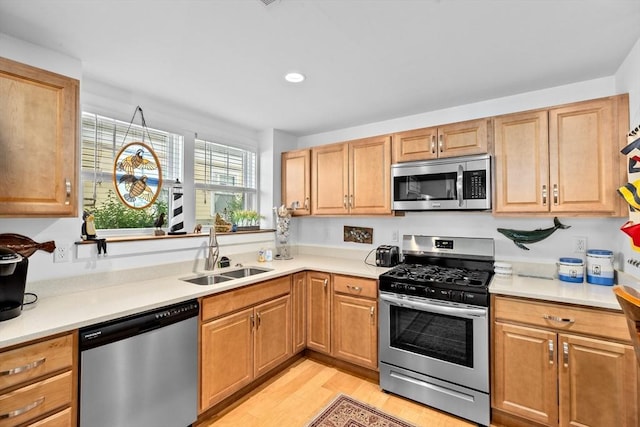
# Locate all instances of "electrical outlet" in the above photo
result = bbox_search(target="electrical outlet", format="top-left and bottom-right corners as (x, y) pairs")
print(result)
(573, 236), (587, 254)
(392, 230), (399, 242)
(54, 244), (71, 263)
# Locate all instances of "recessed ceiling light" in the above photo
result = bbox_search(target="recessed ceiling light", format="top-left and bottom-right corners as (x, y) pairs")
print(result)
(284, 72), (305, 83)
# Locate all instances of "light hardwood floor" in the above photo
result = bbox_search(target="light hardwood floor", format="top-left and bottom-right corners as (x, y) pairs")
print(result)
(198, 357), (477, 427)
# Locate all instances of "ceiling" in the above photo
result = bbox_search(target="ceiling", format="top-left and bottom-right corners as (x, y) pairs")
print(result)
(1, 0), (639, 137)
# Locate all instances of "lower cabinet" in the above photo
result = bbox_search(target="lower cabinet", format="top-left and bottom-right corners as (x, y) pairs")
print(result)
(492, 295), (639, 427)
(0, 333), (76, 427)
(200, 276), (292, 412)
(292, 272), (307, 354)
(306, 271), (332, 354)
(332, 275), (378, 370)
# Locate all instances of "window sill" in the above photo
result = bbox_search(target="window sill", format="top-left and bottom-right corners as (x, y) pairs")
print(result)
(75, 229), (275, 245)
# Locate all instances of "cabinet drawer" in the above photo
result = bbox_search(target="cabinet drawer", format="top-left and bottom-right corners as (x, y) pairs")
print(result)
(333, 275), (377, 299)
(0, 334), (73, 391)
(202, 276), (291, 321)
(0, 371), (72, 427)
(28, 407), (72, 427)
(494, 296), (630, 342)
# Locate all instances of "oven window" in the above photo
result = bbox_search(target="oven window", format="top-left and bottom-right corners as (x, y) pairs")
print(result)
(393, 172), (457, 202)
(389, 305), (473, 367)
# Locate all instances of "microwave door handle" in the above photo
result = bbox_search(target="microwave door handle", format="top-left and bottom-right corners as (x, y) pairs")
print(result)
(457, 165), (464, 207)
(379, 293), (486, 318)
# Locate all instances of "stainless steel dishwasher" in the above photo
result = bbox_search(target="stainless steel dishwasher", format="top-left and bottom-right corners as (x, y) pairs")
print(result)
(79, 300), (199, 427)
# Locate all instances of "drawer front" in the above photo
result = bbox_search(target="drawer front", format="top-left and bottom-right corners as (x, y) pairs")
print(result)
(0, 371), (72, 427)
(0, 334), (73, 391)
(333, 275), (377, 299)
(28, 407), (72, 427)
(202, 276), (291, 321)
(493, 296), (630, 342)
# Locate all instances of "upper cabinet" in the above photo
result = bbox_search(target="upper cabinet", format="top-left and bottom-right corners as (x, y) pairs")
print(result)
(281, 149), (311, 216)
(392, 118), (490, 163)
(494, 95), (628, 216)
(312, 135), (392, 215)
(0, 57), (79, 217)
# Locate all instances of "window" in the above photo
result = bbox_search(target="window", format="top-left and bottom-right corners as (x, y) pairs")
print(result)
(194, 139), (257, 226)
(81, 112), (184, 229)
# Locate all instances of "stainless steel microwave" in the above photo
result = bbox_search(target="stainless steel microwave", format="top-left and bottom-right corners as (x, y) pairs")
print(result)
(391, 154), (491, 211)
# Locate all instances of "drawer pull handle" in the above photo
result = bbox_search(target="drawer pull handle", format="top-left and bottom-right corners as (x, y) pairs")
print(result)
(430, 135), (436, 154)
(553, 184), (559, 205)
(347, 285), (362, 292)
(256, 312), (261, 328)
(323, 278), (328, 288)
(542, 185), (547, 206)
(548, 340), (554, 365)
(0, 396), (45, 419)
(65, 179), (71, 205)
(0, 357), (46, 377)
(543, 315), (575, 324)
(563, 342), (569, 367)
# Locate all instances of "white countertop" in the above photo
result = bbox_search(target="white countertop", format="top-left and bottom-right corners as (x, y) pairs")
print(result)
(0, 254), (388, 349)
(1, 253), (629, 350)
(489, 274), (623, 310)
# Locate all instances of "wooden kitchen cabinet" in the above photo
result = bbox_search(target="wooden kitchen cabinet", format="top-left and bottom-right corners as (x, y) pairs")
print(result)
(494, 95), (628, 216)
(492, 295), (639, 427)
(332, 275), (378, 370)
(200, 276), (292, 411)
(306, 271), (332, 354)
(292, 272), (307, 354)
(392, 118), (490, 163)
(0, 57), (79, 217)
(281, 149), (311, 215)
(0, 332), (76, 426)
(311, 135), (391, 215)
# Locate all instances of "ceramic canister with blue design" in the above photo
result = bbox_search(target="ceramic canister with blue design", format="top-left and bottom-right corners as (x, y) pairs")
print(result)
(586, 249), (614, 286)
(558, 257), (584, 283)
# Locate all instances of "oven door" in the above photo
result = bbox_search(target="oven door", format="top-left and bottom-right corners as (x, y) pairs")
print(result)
(379, 291), (489, 392)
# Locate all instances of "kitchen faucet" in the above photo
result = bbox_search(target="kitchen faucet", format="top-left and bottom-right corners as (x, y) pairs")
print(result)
(205, 227), (219, 270)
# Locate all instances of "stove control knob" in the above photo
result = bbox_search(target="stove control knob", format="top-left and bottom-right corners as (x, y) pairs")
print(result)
(449, 290), (464, 302)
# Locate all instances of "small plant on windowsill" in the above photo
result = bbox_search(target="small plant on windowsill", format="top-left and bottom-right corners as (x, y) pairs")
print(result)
(229, 210), (263, 231)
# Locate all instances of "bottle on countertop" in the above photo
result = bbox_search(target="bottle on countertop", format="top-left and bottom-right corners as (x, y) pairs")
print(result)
(258, 248), (266, 262)
(265, 248), (273, 262)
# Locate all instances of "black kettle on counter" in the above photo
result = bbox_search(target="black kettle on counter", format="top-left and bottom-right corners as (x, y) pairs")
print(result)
(0, 247), (29, 321)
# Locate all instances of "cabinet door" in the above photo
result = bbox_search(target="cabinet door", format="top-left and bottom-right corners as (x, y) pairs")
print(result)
(306, 271), (331, 354)
(349, 136), (392, 215)
(332, 294), (377, 369)
(392, 127), (438, 163)
(254, 295), (292, 378)
(200, 308), (253, 410)
(0, 58), (78, 217)
(559, 334), (638, 427)
(312, 143), (349, 215)
(281, 149), (311, 215)
(494, 110), (550, 213)
(438, 118), (490, 158)
(292, 272), (307, 354)
(549, 97), (624, 215)
(493, 322), (558, 426)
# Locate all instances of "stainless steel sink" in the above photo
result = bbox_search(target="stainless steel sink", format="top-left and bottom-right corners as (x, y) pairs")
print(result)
(181, 266), (273, 286)
(183, 275), (234, 286)
(220, 267), (273, 278)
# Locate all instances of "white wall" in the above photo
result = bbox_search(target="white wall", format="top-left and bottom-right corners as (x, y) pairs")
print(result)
(615, 36), (640, 277)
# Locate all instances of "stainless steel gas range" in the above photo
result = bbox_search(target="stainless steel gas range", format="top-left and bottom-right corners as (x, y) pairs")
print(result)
(378, 234), (494, 427)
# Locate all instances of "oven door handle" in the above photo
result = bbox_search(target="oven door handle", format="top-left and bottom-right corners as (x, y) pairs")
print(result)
(379, 293), (487, 318)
